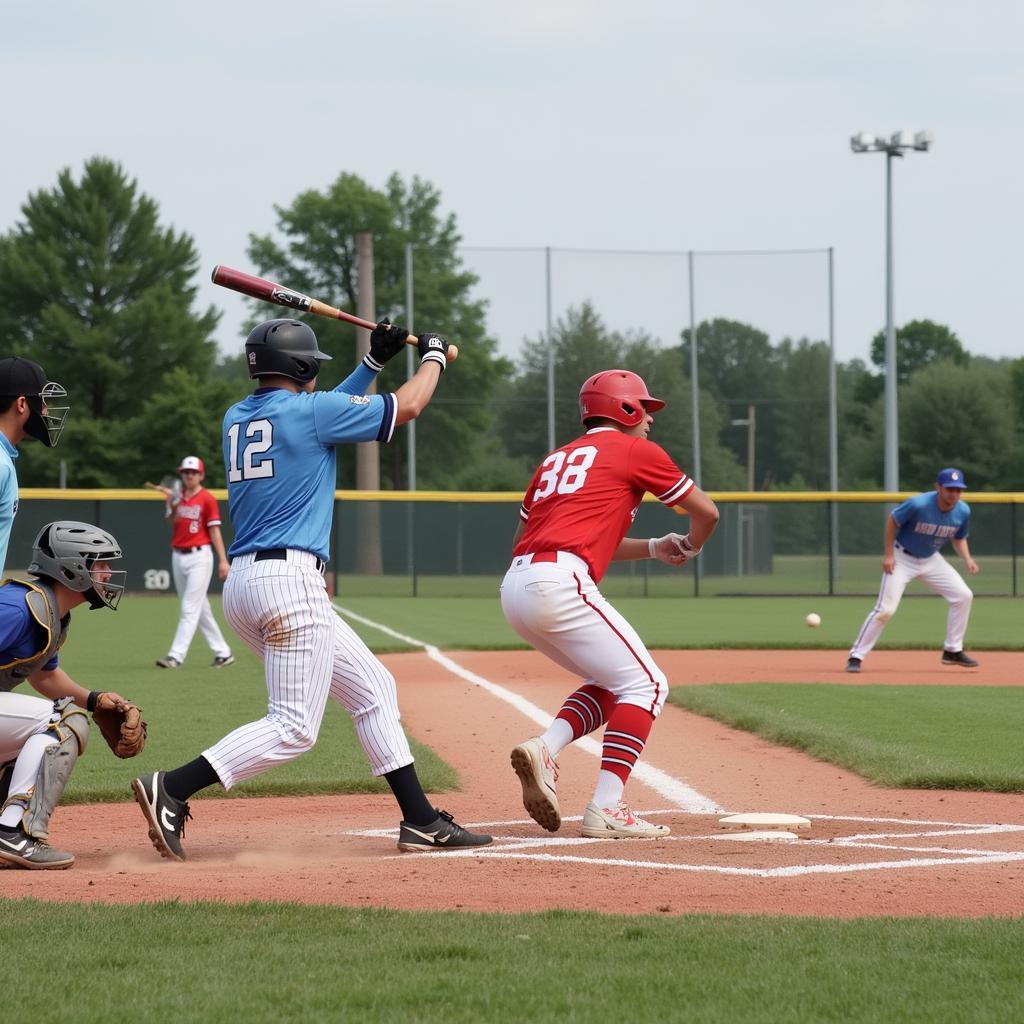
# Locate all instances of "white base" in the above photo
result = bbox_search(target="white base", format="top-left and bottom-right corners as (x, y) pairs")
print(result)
(719, 812), (812, 831)
(717, 829), (800, 843)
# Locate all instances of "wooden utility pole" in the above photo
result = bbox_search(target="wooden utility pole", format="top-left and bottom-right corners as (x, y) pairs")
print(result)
(354, 231), (383, 574)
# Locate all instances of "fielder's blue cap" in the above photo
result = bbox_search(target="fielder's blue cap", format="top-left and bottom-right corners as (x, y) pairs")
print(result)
(936, 467), (967, 489)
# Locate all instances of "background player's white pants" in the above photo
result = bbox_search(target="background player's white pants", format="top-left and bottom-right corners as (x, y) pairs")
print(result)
(168, 546), (231, 663)
(207, 550), (413, 789)
(500, 551), (668, 716)
(849, 548), (973, 660)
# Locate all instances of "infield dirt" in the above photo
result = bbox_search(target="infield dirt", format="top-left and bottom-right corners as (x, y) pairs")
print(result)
(6, 650), (1023, 917)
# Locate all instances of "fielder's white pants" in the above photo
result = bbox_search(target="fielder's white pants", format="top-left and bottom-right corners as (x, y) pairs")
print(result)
(206, 549), (413, 789)
(849, 546), (974, 661)
(500, 551), (668, 716)
(168, 546), (231, 663)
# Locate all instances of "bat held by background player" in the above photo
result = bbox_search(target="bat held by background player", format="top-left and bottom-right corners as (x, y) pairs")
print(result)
(211, 265), (459, 363)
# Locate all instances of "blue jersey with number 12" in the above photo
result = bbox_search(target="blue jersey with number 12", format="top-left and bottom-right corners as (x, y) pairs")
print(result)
(222, 366), (397, 561)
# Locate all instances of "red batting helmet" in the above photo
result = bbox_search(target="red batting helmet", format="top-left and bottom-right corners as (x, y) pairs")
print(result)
(579, 370), (665, 428)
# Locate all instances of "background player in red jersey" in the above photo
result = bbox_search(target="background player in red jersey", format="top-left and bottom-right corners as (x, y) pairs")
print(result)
(153, 456), (233, 669)
(502, 369), (719, 839)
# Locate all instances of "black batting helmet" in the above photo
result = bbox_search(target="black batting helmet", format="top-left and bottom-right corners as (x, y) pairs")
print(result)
(244, 319), (332, 383)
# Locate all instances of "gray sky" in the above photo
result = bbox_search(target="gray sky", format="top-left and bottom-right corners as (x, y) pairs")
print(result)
(2, 1), (1021, 367)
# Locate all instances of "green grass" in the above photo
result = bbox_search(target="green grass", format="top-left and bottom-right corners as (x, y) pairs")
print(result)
(49, 595), (1024, 803)
(330, 593), (1024, 651)
(4, 900), (1024, 1024)
(57, 597), (457, 803)
(335, 554), (1023, 598)
(669, 684), (1024, 790)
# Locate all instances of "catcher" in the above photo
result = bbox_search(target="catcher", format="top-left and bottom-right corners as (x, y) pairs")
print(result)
(0, 521), (146, 870)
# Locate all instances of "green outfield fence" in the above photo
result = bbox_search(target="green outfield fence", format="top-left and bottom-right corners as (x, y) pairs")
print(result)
(13, 489), (1024, 599)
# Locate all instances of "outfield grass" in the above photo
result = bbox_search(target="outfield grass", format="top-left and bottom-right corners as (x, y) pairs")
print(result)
(57, 597), (456, 803)
(53, 595), (1022, 801)
(669, 685), (1024, 791)
(330, 593), (1023, 651)
(4, 900), (1024, 1024)
(335, 554), (1022, 598)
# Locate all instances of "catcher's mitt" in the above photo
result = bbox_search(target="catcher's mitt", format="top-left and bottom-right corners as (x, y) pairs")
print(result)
(92, 693), (147, 758)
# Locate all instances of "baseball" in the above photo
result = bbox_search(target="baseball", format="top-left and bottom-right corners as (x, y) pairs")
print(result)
(805, 612), (821, 628)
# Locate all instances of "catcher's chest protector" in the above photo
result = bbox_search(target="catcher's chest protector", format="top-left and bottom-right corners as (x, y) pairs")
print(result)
(0, 580), (69, 692)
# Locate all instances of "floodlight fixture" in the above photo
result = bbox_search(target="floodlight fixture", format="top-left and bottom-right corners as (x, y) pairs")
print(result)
(849, 128), (933, 491)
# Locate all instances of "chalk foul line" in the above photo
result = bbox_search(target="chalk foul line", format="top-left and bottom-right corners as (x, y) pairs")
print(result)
(334, 602), (721, 814)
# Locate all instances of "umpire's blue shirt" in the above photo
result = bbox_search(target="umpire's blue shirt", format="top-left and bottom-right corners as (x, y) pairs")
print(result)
(891, 491), (970, 558)
(0, 433), (19, 577)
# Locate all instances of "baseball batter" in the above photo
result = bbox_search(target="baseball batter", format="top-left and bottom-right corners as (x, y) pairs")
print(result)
(846, 466), (980, 673)
(132, 317), (491, 860)
(153, 456), (233, 669)
(0, 522), (130, 869)
(503, 369), (719, 839)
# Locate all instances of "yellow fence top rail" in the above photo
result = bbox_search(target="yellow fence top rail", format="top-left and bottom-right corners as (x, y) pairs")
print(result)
(20, 488), (1024, 504)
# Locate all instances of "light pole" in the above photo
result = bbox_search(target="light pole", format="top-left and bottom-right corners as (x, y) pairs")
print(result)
(850, 129), (932, 492)
(730, 404), (756, 492)
(730, 404), (756, 576)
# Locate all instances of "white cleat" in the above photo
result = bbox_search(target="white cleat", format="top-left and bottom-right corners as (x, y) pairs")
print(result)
(580, 801), (670, 839)
(510, 737), (561, 832)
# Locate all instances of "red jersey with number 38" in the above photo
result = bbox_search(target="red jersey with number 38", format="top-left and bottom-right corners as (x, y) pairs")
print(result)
(513, 428), (693, 582)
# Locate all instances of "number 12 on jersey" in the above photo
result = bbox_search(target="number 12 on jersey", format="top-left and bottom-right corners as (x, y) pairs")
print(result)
(533, 446), (597, 500)
(227, 419), (275, 482)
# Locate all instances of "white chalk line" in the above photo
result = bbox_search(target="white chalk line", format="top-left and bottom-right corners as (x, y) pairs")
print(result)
(335, 603), (721, 813)
(334, 603), (1023, 878)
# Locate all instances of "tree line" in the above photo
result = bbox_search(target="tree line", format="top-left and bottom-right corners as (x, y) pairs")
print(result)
(4, 157), (1022, 493)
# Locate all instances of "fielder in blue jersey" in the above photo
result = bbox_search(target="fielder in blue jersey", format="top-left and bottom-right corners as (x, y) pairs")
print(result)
(132, 316), (492, 861)
(0, 358), (70, 576)
(847, 467), (980, 672)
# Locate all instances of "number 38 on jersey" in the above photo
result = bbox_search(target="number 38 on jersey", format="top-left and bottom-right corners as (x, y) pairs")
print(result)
(533, 446), (597, 500)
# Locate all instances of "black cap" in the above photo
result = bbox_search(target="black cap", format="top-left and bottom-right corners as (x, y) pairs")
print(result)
(0, 357), (47, 397)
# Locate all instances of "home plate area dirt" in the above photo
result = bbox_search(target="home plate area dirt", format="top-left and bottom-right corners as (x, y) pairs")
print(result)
(7, 650), (1023, 918)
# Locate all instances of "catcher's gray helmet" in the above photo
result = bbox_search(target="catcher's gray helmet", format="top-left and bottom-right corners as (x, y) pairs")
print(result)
(28, 521), (126, 610)
(244, 319), (332, 383)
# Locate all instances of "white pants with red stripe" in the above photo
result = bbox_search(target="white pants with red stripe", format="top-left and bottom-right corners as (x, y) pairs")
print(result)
(849, 546), (974, 661)
(500, 551), (667, 716)
(205, 549), (413, 789)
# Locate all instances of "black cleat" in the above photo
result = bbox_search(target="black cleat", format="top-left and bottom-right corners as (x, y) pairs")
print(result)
(0, 825), (74, 870)
(845, 657), (862, 674)
(396, 810), (493, 852)
(942, 650), (979, 667)
(132, 772), (191, 861)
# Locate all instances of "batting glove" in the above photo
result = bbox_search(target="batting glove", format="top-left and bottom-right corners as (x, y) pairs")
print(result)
(649, 533), (702, 566)
(417, 333), (449, 372)
(364, 319), (409, 372)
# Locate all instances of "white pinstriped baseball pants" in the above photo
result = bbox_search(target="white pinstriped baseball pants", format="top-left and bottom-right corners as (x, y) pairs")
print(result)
(849, 547), (974, 661)
(205, 550), (413, 789)
(500, 551), (668, 716)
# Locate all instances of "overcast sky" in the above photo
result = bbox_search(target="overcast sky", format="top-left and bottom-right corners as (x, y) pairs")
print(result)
(2, 1), (1021, 367)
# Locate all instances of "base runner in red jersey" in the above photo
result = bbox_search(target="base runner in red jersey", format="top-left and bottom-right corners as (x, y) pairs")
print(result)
(502, 369), (720, 839)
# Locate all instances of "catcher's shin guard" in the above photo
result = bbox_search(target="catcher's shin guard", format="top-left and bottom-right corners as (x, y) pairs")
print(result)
(2, 697), (89, 841)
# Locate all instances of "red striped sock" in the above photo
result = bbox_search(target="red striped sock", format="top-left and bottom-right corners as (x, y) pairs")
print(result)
(600, 704), (655, 785)
(556, 684), (617, 741)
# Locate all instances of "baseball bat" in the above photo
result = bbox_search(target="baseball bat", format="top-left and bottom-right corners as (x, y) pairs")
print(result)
(211, 265), (459, 362)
